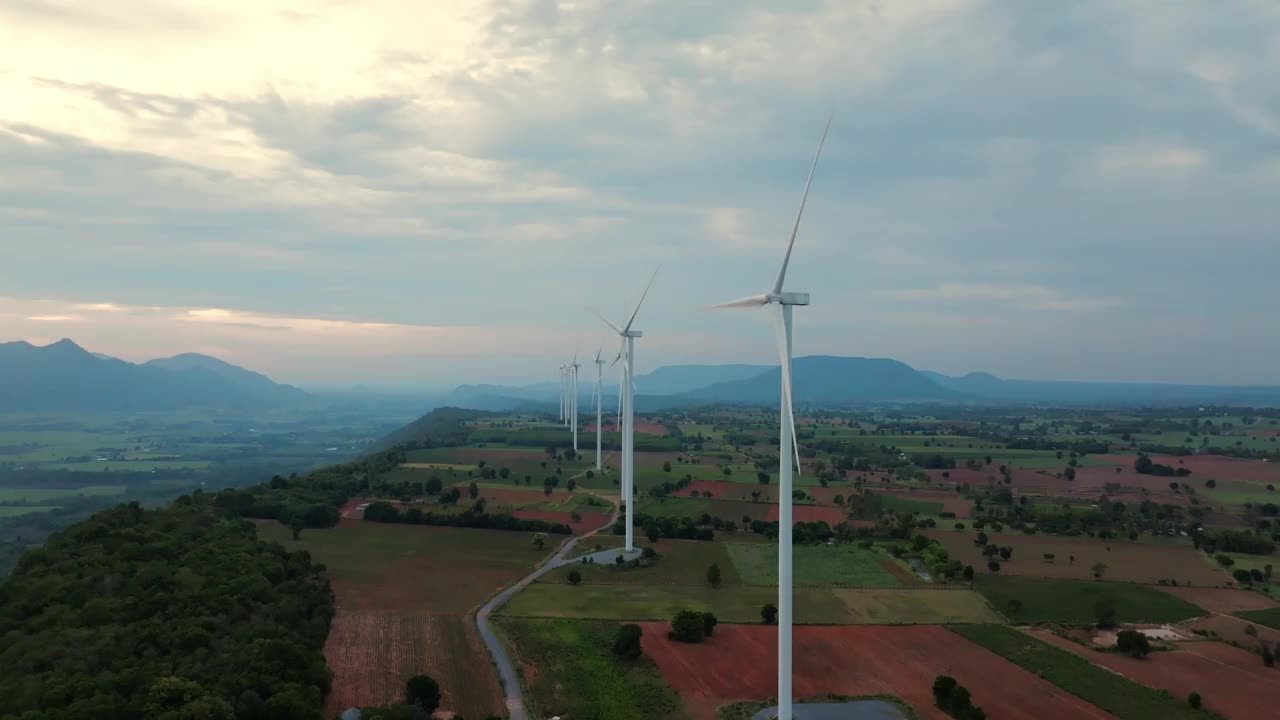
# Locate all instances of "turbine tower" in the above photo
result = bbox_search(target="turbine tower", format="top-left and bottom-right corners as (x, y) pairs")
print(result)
(570, 355), (581, 455)
(711, 115), (831, 720)
(593, 347), (606, 470)
(558, 365), (566, 424)
(596, 265), (660, 553)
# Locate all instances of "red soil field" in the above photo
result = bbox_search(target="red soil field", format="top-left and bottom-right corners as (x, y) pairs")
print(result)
(586, 420), (668, 435)
(429, 447), (551, 463)
(1033, 631), (1280, 720)
(1157, 586), (1278, 613)
(767, 504), (848, 525)
(639, 623), (1113, 720)
(882, 489), (973, 516)
(324, 611), (501, 719)
(511, 509), (610, 534)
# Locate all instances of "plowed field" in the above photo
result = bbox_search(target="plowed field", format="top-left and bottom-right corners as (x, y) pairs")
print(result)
(639, 623), (1113, 720)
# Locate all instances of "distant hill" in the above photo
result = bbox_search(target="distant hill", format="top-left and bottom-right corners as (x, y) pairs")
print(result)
(923, 370), (1280, 406)
(0, 339), (309, 411)
(373, 406), (490, 451)
(688, 356), (957, 405)
(634, 363), (771, 395)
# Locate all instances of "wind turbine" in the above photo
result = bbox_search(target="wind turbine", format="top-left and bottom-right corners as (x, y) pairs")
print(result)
(570, 354), (581, 455)
(711, 115), (830, 720)
(592, 347), (606, 470)
(595, 265), (660, 553)
(558, 365), (566, 424)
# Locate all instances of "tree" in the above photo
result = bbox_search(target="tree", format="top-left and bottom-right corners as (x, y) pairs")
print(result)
(1115, 629), (1151, 658)
(426, 476), (444, 495)
(962, 565), (975, 581)
(999, 546), (1013, 561)
(932, 675), (958, 707)
(702, 611), (718, 636)
(612, 624), (643, 660)
(567, 478), (577, 492)
(1092, 561), (1108, 579)
(975, 532), (988, 546)
(757, 471), (770, 485)
(287, 513), (305, 541)
(1262, 640), (1275, 668)
(706, 562), (722, 588)
(761, 603), (778, 624)
(663, 461), (672, 472)
(1094, 597), (1118, 629)
(1188, 693), (1202, 709)
(405, 675), (441, 714)
(987, 560), (1000, 572)
(468, 481), (479, 499)
(646, 524), (661, 543)
(723, 467), (732, 477)
(567, 569), (583, 586)
(671, 609), (706, 643)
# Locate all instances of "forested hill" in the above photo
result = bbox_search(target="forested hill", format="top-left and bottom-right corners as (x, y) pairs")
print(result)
(0, 497), (333, 719)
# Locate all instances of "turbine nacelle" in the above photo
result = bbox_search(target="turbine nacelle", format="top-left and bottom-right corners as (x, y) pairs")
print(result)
(622, 330), (643, 338)
(772, 292), (810, 306)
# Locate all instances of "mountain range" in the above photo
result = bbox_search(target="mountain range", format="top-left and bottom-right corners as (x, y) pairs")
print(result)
(0, 339), (308, 411)
(441, 356), (1280, 410)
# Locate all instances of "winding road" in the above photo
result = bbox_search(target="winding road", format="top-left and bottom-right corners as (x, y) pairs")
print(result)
(475, 495), (622, 720)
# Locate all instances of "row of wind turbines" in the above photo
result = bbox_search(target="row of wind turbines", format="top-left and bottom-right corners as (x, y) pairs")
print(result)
(554, 116), (833, 720)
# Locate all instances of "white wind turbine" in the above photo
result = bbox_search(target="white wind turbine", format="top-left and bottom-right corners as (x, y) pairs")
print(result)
(558, 365), (566, 424)
(570, 354), (581, 455)
(711, 115), (831, 720)
(595, 265), (660, 553)
(592, 346), (607, 470)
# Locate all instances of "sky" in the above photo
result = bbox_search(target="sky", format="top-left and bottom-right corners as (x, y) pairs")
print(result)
(2, 1), (1279, 388)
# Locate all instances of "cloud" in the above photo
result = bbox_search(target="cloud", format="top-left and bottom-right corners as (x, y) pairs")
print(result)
(2, 1), (1279, 384)
(878, 284), (1120, 312)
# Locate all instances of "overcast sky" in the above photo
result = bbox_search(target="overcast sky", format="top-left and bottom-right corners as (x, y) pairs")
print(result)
(2, 1), (1278, 388)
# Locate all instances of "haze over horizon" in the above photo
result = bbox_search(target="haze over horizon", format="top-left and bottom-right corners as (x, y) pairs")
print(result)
(3, 1), (1278, 386)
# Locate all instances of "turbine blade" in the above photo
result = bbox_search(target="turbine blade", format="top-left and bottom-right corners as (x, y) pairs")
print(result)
(773, 113), (832, 295)
(622, 264), (661, 333)
(591, 308), (623, 335)
(594, 343), (603, 363)
(708, 293), (770, 309)
(772, 305), (802, 479)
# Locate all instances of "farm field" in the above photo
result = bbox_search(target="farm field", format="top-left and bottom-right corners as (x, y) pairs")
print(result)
(949, 625), (1213, 720)
(1031, 630), (1280, 720)
(926, 531), (1229, 586)
(1156, 586), (1277, 613)
(638, 623), (1113, 720)
(0, 485), (127, 502)
(497, 618), (688, 720)
(829, 588), (1002, 624)
(254, 520), (550, 718)
(501, 583), (850, 624)
(725, 543), (903, 588)
(1183, 612), (1280, 647)
(0, 505), (58, 517)
(974, 575), (1206, 624)
(1234, 607), (1280, 630)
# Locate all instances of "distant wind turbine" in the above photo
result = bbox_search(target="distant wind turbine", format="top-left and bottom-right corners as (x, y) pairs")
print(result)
(711, 115), (831, 720)
(570, 354), (581, 455)
(595, 265), (660, 553)
(593, 346), (606, 470)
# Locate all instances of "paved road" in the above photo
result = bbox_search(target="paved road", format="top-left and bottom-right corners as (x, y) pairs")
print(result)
(475, 498), (620, 720)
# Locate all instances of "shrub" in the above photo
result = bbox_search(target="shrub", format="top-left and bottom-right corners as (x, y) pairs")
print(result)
(670, 610), (706, 643)
(405, 675), (441, 713)
(702, 612), (718, 637)
(612, 624), (643, 660)
(761, 603), (778, 625)
(567, 569), (582, 586)
(1188, 692), (1202, 709)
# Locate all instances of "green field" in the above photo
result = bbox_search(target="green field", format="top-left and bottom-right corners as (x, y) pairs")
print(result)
(726, 543), (901, 588)
(502, 583), (851, 623)
(546, 540), (740, 586)
(831, 589), (1002, 624)
(0, 506), (59, 517)
(879, 496), (943, 515)
(974, 575), (1205, 624)
(1234, 607), (1280, 630)
(496, 618), (688, 720)
(948, 625), (1213, 720)
(0, 486), (128, 502)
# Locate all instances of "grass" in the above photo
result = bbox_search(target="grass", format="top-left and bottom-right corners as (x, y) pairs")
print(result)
(974, 575), (1206, 624)
(948, 625), (1214, 720)
(495, 618), (689, 720)
(501, 584), (852, 624)
(726, 543), (901, 588)
(1234, 607), (1280, 630)
(879, 495), (943, 515)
